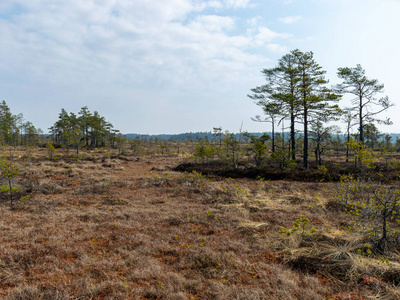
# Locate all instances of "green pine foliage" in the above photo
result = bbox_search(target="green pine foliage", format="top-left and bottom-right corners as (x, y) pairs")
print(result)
(49, 107), (119, 150)
(0, 158), (20, 207)
(336, 176), (400, 252)
(0, 100), (40, 146)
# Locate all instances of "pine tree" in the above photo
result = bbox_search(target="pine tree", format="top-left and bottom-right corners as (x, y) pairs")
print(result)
(336, 64), (393, 145)
(293, 49), (342, 168)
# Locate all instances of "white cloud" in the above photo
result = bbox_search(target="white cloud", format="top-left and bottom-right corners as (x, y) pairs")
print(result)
(204, 1), (224, 9)
(0, 0), (282, 89)
(279, 16), (302, 24)
(247, 16), (261, 27)
(266, 44), (288, 53)
(254, 26), (290, 45)
(224, 0), (250, 8)
(0, 0), (295, 133)
(190, 15), (235, 32)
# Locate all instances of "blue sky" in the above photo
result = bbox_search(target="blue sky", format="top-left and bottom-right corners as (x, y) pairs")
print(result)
(1, 0), (399, 134)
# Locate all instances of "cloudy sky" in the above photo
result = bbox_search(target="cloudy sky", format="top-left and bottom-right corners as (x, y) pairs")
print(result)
(1, 0), (399, 134)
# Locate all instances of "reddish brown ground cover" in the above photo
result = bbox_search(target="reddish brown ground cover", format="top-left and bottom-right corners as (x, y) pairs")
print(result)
(0, 148), (399, 299)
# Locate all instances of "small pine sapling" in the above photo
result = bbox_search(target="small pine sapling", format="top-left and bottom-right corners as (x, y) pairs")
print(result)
(0, 159), (21, 207)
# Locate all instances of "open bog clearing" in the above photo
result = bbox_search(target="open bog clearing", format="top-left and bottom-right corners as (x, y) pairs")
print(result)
(1, 148), (400, 300)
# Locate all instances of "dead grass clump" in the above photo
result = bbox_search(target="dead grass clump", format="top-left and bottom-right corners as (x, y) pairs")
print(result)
(280, 181), (295, 192)
(64, 168), (82, 178)
(102, 194), (126, 205)
(262, 263), (329, 300)
(325, 199), (348, 212)
(190, 255), (222, 279)
(235, 221), (270, 234)
(215, 285), (267, 300)
(191, 262), (330, 300)
(77, 182), (112, 195)
(177, 171), (210, 188)
(111, 180), (132, 188)
(35, 183), (63, 195)
(285, 195), (311, 205)
(101, 163), (115, 168)
(381, 267), (400, 285)
(280, 232), (400, 294)
(211, 183), (250, 204)
(140, 173), (175, 187)
(5, 286), (69, 300)
(375, 285), (400, 300)
(165, 216), (183, 226)
(127, 257), (163, 282)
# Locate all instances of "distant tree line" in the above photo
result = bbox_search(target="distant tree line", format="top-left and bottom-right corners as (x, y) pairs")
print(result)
(49, 106), (122, 152)
(125, 132), (252, 141)
(0, 101), (128, 154)
(0, 100), (42, 146)
(126, 131), (400, 144)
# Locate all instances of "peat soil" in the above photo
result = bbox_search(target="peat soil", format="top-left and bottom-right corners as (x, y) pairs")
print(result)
(174, 160), (400, 182)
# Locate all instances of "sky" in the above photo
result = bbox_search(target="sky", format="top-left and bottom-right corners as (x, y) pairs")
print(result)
(1, 0), (399, 134)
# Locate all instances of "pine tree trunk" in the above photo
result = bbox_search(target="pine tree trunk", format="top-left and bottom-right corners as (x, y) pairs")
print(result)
(303, 105), (308, 169)
(291, 113), (296, 161)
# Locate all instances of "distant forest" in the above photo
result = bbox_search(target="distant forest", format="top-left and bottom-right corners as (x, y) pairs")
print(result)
(126, 132), (400, 142)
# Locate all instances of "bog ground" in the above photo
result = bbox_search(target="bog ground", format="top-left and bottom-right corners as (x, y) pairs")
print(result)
(1, 148), (400, 299)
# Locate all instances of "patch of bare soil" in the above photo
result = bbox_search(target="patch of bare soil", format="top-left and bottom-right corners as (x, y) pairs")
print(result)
(175, 160), (400, 183)
(174, 161), (340, 181)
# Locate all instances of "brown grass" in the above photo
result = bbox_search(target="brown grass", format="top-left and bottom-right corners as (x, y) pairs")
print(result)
(0, 147), (399, 299)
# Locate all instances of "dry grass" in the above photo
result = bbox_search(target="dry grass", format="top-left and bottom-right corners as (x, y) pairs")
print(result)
(0, 147), (399, 299)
